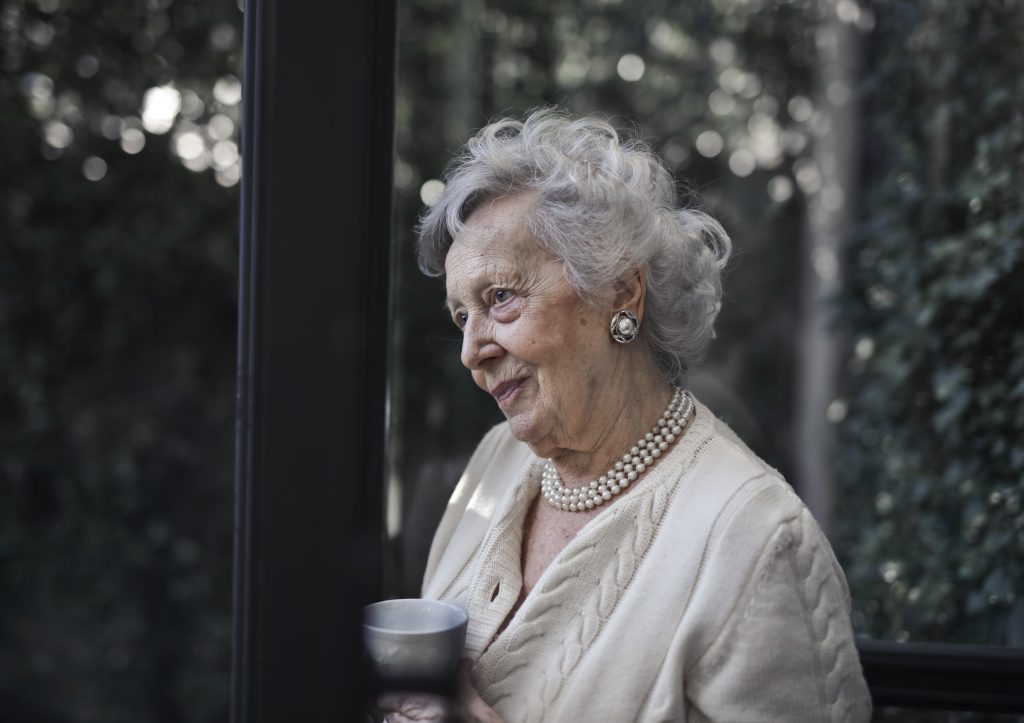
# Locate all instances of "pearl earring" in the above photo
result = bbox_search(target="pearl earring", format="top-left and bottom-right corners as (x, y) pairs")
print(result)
(610, 310), (640, 343)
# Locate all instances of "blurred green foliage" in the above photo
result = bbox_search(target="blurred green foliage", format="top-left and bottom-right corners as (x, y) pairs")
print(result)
(834, 0), (1024, 645)
(1, 0), (241, 719)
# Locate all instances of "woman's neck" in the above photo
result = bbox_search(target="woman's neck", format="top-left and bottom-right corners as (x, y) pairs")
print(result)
(549, 366), (673, 489)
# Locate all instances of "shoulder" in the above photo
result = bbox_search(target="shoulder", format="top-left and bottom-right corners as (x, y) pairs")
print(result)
(684, 498), (870, 720)
(707, 423), (843, 599)
(680, 403), (853, 647)
(704, 427), (846, 610)
(679, 410), (869, 719)
(694, 404), (809, 547)
(421, 422), (536, 594)
(678, 403), (805, 549)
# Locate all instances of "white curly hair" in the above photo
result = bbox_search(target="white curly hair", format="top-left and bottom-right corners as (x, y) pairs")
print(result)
(416, 108), (731, 384)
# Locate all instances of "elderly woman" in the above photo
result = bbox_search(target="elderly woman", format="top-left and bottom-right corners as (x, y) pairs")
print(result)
(388, 110), (871, 722)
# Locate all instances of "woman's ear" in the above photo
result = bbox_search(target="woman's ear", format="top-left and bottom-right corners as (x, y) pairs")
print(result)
(613, 268), (647, 322)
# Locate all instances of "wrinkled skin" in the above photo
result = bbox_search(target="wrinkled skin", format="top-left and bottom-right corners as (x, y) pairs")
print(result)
(444, 193), (669, 488)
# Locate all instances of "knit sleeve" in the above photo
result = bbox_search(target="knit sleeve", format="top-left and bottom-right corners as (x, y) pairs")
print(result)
(686, 505), (872, 723)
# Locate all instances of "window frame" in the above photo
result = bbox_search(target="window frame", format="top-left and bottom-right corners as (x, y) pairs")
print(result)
(231, 0), (395, 717)
(858, 640), (1024, 713)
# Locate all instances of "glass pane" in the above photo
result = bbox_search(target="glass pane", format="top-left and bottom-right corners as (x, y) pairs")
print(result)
(1, 1), (242, 719)
(389, 0), (1024, 655)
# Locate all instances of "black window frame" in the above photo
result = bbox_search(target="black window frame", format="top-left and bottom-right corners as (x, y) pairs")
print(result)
(229, 0), (1024, 718)
(231, 0), (395, 717)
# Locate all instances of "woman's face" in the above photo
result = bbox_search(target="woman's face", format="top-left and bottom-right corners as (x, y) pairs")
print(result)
(444, 194), (622, 459)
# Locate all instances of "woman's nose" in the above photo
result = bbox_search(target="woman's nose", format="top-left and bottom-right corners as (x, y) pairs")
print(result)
(461, 317), (503, 369)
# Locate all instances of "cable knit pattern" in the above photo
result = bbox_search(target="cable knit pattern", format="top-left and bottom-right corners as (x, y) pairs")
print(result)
(683, 484), (870, 723)
(791, 507), (872, 721)
(422, 401), (872, 722)
(484, 484), (673, 721)
(462, 469), (540, 655)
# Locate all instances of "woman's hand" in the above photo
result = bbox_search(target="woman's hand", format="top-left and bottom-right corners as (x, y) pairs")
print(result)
(376, 692), (451, 722)
(377, 659), (504, 723)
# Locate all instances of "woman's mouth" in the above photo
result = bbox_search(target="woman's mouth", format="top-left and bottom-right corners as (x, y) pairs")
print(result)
(490, 378), (526, 405)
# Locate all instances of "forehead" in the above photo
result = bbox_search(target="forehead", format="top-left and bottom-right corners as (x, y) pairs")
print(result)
(444, 195), (548, 285)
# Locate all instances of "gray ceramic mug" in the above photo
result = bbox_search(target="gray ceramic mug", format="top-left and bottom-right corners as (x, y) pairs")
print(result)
(362, 598), (469, 682)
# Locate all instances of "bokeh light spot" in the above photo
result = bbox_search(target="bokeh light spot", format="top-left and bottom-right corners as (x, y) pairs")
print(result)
(748, 113), (783, 169)
(213, 76), (242, 106)
(695, 130), (723, 158)
(43, 120), (72, 148)
(207, 113), (235, 141)
(21, 72), (54, 100)
(183, 151), (211, 173)
(211, 140), (239, 169)
(82, 156), (108, 182)
(420, 179), (445, 207)
(209, 22), (236, 52)
(26, 20), (55, 50)
(215, 165), (241, 187)
(855, 337), (875, 360)
(708, 89), (735, 116)
(120, 127), (146, 154)
(556, 52), (590, 88)
(75, 54), (100, 79)
(836, 0), (861, 24)
(616, 54), (645, 82)
(394, 159), (414, 189)
(787, 95), (814, 123)
(174, 131), (205, 161)
(728, 149), (756, 177)
(794, 158), (822, 193)
(180, 89), (206, 121)
(142, 85), (181, 134)
(708, 38), (735, 65)
(661, 139), (690, 169)
(826, 398), (848, 424)
(767, 175), (794, 203)
(647, 21), (693, 59)
(100, 115), (123, 140)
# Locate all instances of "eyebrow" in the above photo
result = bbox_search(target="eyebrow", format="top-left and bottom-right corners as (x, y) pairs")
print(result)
(443, 298), (458, 313)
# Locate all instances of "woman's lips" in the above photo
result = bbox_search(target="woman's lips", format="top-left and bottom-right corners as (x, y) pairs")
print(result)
(490, 378), (526, 404)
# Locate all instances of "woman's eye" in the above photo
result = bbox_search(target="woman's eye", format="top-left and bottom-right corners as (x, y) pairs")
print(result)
(493, 289), (513, 304)
(452, 311), (468, 329)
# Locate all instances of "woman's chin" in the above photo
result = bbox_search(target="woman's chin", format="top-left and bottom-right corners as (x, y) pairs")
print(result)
(505, 414), (535, 442)
(505, 414), (556, 458)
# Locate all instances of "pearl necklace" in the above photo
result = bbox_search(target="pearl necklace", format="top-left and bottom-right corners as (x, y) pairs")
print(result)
(541, 388), (694, 512)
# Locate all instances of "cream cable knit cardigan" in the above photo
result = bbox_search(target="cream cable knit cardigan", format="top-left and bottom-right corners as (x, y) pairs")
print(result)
(422, 402), (872, 722)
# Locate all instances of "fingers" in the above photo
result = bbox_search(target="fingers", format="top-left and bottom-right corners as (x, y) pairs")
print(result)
(376, 661), (502, 723)
(377, 692), (452, 723)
